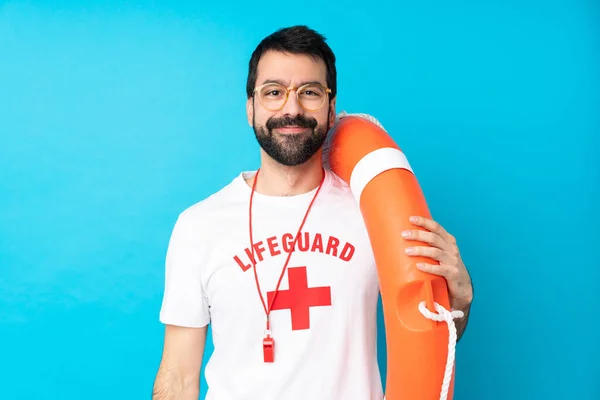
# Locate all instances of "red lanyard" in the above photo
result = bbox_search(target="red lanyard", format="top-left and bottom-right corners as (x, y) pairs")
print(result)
(248, 168), (325, 363)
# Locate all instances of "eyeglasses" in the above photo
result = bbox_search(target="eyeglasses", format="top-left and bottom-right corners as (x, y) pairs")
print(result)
(253, 82), (332, 112)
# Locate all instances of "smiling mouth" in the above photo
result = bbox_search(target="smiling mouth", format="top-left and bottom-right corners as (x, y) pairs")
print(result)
(274, 126), (310, 134)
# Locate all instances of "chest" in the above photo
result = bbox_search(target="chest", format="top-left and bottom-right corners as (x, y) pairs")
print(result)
(199, 204), (379, 331)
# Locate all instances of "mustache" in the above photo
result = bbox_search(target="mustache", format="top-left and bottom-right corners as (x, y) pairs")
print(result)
(266, 115), (318, 130)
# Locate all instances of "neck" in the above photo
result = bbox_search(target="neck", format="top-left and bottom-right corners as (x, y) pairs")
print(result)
(247, 152), (324, 197)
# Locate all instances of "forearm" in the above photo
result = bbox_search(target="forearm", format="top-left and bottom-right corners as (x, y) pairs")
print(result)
(454, 301), (471, 342)
(152, 366), (199, 400)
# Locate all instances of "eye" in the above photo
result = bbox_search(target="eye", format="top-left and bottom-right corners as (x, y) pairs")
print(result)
(259, 84), (286, 99)
(299, 85), (326, 97)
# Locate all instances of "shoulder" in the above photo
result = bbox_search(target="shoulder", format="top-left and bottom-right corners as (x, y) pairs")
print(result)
(322, 168), (359, 206)
(173, 172), (250, 233)
(327, 168), (351, 193)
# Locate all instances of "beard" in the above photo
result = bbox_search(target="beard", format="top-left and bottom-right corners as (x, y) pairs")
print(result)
(253, 111), (330, 167)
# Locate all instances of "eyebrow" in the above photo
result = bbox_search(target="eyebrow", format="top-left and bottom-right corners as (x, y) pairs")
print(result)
(260, 79), (325, 87)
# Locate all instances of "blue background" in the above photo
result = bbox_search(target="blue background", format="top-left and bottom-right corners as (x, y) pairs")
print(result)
(1, 1), (598, 399)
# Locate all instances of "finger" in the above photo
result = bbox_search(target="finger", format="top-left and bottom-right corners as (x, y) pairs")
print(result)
(415, 262), (454, 279)
(405, 246), (456, 265)
(409, 216), (456, 244)
(401, 229), (453, 252)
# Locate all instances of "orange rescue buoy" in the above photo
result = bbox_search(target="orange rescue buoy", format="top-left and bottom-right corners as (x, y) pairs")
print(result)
(324, 113), (464, 400)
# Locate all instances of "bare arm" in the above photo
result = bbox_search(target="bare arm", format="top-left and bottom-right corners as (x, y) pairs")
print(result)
(152, 324), (208, 400)
(455, 299), (472, 342)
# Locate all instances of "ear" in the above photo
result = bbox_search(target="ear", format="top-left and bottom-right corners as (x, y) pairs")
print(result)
(328, 96), (337, 127)
(246, 97), (254, 127)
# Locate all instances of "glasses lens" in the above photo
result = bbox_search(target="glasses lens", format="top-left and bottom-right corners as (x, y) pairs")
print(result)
(256, 83), (328, 111)
(297, 84), (327, 111)
(257, 83), (287, 110)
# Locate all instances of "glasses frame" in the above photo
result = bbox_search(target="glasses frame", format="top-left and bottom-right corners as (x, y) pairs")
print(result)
(253, 82), (332, 112)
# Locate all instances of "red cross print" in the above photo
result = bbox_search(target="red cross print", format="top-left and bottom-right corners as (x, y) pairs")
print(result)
(267, 266), (332, 331)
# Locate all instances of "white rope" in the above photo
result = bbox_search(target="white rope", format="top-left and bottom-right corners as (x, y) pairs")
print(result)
(418, 301), (464, 400)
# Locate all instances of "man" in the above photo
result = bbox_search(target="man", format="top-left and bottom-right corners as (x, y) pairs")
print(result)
(152, 25), (473, 400)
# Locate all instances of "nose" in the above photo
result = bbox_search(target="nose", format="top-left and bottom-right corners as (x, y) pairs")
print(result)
(280, 89), (303, 117)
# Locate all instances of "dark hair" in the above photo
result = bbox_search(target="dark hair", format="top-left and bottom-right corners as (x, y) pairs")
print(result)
(246, 25), (337, 100)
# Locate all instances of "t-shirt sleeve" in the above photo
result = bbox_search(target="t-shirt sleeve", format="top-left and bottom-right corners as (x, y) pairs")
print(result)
(159, 212), (210, 328)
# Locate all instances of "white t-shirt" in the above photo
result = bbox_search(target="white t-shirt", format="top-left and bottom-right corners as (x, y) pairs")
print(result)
(159, 168), (383, 400)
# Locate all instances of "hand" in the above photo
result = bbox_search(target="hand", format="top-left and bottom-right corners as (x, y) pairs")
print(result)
(402, 216), (473, 311)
